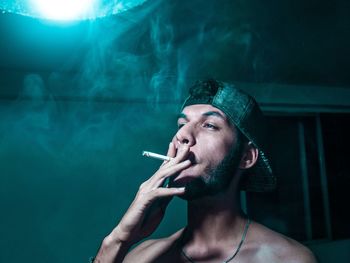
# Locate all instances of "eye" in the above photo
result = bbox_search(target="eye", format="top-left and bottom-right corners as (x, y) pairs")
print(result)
(203, 123), (218, 130)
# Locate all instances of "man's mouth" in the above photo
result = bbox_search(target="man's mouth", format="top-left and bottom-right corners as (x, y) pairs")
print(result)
(187, 151), (197, 164)
(168, 151), (198, 187)
(171, 174), (196, 187)
(172, 164), (197, 186)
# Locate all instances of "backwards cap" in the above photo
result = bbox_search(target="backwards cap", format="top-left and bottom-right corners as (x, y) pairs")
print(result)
(181, 79), (276, 192)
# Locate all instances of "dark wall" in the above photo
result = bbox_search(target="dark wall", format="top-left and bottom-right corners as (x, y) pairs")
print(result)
(0, 0), (349, 262)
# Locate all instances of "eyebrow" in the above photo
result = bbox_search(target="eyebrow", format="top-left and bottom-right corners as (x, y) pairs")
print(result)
(177, 111), (226, 120)
(202, 111), (226, 120)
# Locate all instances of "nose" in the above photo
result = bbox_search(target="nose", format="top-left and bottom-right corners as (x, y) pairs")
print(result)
(175, 124), (195, 147)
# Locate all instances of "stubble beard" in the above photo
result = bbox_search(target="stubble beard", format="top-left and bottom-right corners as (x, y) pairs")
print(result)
(175, 141), (244, 201)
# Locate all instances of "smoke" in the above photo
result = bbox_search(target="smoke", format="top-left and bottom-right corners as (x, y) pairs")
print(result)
(0, 2), (268, 185)
(1, 0), (189, 160)
(0, 0), (267, 198)
(73, 0), (188, 109)
(0, 1), (272, 262)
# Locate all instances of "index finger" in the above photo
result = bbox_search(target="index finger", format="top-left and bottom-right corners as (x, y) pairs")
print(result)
(161, 142), (176, 166)
(167, 142), (176, 158)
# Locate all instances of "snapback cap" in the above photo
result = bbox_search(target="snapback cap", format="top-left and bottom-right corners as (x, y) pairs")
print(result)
(181, 79), (276, 192)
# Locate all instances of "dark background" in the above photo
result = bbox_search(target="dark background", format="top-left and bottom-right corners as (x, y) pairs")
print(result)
(0, 0), (349, 262)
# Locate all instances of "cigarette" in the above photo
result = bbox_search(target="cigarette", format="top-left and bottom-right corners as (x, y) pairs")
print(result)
(142, 151), (173, 161)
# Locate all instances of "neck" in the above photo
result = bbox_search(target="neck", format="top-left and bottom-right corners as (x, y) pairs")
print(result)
(185, 177), (246, 246)
(178, 172), (251, 262)
(180, 194), (248, 262)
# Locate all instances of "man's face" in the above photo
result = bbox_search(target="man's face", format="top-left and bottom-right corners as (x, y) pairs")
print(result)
(170, 104), (243, 200)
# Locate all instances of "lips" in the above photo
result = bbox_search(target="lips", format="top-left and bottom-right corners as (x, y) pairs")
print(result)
(169, 151), (198, 186)
(172, 165), (197, 186)
(171, 173), (196, 187)
(187, 151), (197, 164)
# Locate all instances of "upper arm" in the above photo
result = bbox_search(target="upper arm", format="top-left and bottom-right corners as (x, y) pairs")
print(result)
(123, 240), (155, 263)
(259, 235), (318, 263)
(299, 247), (318, 263)
(123, 232), (182, 263)
(123, 238), (175, 263)
(283, 243), (318, 263)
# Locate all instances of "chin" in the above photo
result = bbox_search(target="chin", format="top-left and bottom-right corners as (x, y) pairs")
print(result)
(177, 177), (214, 201)
(177, 169), (234, 201)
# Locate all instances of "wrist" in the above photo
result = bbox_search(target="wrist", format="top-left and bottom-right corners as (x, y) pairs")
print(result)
(94, 229), (132, 263)
(109, 225), (135, 247)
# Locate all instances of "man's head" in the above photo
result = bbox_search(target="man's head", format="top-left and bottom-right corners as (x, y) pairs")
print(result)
(170, 79), (275, 199)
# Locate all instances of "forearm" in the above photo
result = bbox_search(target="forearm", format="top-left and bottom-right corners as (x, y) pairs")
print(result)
(93, 144), (189, 262)
(94, 227), (132, 263)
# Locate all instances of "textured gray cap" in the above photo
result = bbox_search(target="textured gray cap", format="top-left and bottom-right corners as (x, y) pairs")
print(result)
(181, 80), (276, 192)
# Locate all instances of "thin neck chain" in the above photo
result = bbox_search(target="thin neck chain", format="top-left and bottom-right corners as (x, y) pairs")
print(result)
(180, 218), (251, 263)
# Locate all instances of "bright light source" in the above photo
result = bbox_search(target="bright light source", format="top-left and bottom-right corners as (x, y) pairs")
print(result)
(1, 0), (149, 21)
(31, 0), (96, 21)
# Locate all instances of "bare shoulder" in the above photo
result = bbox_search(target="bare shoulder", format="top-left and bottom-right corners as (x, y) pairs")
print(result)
(246, 221), (318, 263)
(123, 229), (184, 263)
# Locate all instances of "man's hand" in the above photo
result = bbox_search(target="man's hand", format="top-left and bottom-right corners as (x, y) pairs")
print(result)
(115, 143), (190, 243)
(94, 143), (191, 262)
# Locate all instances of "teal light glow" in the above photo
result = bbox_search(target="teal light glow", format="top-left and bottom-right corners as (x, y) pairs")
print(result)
(0, 0), (148, 21)
(31, 0), (95, 21)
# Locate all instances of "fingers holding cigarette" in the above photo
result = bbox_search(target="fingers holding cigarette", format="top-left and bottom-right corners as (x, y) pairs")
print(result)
(142, 144), (191, 189)
(147, 159), (191, 189)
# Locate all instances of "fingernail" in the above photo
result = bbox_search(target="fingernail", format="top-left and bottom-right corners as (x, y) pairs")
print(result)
(177, 187), (185, 192)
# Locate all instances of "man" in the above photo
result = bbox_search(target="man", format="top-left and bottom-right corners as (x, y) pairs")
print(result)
(94, 79), (317, 262)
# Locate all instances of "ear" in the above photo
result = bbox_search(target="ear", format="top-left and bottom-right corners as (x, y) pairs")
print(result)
(239, 142), (259, 170)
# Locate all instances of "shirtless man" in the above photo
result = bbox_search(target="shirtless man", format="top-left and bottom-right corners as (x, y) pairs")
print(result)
(94, 79), (317, 263)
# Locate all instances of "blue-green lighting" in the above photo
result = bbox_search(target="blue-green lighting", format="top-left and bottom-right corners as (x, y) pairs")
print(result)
(0, 0), (148, 21)
(31, 0), (95, 21)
